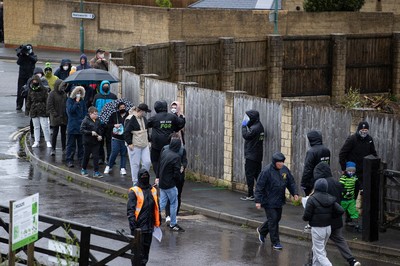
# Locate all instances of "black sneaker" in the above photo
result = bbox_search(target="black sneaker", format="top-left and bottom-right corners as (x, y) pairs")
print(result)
(50, 150), (55, 156)
(67, 162), (74, 168)
(256, 227), (265, 243)
(170, 224), (185, 232)
(240, 196), (255, 201)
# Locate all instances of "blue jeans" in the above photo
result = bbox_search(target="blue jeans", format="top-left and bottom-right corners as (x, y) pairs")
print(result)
(66, 133), (83, 164)
(107, 138), (127, 169)
(159, 187), (178, 227)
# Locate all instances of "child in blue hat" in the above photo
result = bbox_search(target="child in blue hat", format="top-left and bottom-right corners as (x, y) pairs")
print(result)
(339, 161), (360, 228)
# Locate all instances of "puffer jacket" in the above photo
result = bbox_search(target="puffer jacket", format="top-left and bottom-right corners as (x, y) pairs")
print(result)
(66, 86), (87, 134)
(25, 75), (49, 118)
(80, 113), (103, 146)
(242, 110), (265, 162)
(54, 59), (72, 80)
(254, 152), (298, 208)
(47, 79), (68, 127)
(301, 130), (331, 190)
(92, 80), (117, 115)
(147, 100), (186, 150)
(158, 138), (182, 189)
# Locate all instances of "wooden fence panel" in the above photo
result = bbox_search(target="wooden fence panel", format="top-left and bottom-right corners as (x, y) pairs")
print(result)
(184, 87), (225, 179)
(291, 103), (352, 192)
(365, 113), (400, 215)
(148, 44), (170, 80)
(186, 42), (220, 90)
(109, 61), (120, 96)
(232, 95), (281, 184)
(144, 78), (177, 115)
(346, 35), (392, 93)
(122, 71), (141, 105)
(282, 37), (332, 97)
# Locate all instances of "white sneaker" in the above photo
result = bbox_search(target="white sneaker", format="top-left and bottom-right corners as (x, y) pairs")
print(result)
(46, 141), (52, 148)
(165, 216), (171, 223)
(120, 168), (127, 175)
(104, 166), (111, 174)
(32, 142), (39, 148)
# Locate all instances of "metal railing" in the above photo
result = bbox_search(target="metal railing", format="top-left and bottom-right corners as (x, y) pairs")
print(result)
(0, 205), (141, 265)
(379, 167), (400, 231)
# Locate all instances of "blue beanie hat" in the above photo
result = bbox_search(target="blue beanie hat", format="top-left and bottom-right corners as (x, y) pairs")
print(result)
(346, 161), (356, 172)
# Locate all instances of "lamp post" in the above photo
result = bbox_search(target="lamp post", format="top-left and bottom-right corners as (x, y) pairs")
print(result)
(80, 0), (84, 53)
(274, 0), (279, 34)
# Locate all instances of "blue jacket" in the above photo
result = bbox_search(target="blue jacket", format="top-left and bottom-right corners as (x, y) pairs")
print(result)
(93, 80), (117, 116)
(66, 86), (87, 134)
(255, 152), (298, 208)
(76, 54), (91, 71)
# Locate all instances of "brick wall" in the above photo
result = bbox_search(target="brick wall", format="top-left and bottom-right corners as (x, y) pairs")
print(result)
(3, 0), (400, 51)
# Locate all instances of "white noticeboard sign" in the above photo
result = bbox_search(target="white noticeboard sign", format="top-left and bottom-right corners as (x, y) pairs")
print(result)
(72, 12), (96, 20)
(12, 193), (39, 251)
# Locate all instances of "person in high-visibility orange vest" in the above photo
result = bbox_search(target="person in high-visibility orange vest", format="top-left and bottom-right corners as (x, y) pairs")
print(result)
(127, 168), (160, 265)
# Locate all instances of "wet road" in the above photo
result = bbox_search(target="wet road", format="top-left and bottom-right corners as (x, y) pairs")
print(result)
(0, 60), (398, 265)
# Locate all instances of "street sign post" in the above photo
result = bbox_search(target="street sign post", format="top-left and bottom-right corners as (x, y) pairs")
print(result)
(71, 12), (95, 20)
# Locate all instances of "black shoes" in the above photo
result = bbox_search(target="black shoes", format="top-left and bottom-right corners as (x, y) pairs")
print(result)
(67, 162), (74, 168)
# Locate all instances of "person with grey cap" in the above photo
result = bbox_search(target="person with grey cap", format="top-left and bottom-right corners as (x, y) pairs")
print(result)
(303, 178), (345, 266)
(254, 152), (299, 250)
(124, 103), (152, 185)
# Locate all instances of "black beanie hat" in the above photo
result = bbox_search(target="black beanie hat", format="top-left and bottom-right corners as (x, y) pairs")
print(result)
(357, 121), (369, 131)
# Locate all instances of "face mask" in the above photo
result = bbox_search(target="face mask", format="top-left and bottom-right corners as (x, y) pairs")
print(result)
(171, 108), (177, 114)
(347, 171), (355, 177)
(63, 66), (69, 71)
(32, 82), (39, 87)
(99, 53), (105, 59)
(119, 109), (126, 114)
(359, 130), (368, 138)
(103, 86), (109, 93)
(36, 73), (42, 78)
(76, 93), (81, 98)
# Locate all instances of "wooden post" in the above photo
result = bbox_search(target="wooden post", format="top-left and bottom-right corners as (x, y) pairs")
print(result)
(27, 243), (34, 266)
(362, 155), (381, 242)
(8, 200), (15, 266)
(132, 228), (142, 266)
(79, 225), (91, 266)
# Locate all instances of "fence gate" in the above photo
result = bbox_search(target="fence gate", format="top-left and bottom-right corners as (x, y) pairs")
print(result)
(380, 168), (400, 230)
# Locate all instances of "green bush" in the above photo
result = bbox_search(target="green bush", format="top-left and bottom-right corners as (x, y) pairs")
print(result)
(303, 0), (365, 12)
(156, 0), (172, 8)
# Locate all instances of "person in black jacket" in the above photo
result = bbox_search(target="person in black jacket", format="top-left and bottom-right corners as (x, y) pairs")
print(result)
(54, 58), (72, 80)
(254, 152), (298, 250)
(313, 162), (362, 266)
(16, 44), (37, 110)
(80, 106), (103, 178)
(127, 168), (160, 266)
(240, 109), (265, 201)
(155, 138), (185, 232)
(148, 100), (185, 176)
(303, 178), (344, 266)
(301, 130), (331, 196)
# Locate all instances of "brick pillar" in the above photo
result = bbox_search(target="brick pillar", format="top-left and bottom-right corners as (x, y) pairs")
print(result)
(267, 35), (283, 100)
(392, 32), (400, 99)
(223, 91), (246, 184)
(139, 74), (158, 104)
(281, 101), (293, 170)
(220, 37), (235, 91)
(136, 45), (149, 74)
(177, 82), (198, 114)
(170, 41), (186, 83)
(118, 66), (135, 99)
(331, 33), (347, 104)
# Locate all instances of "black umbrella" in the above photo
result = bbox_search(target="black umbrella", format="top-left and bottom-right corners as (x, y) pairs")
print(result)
(64, 68), (119, 84)
(99, 98), (134, 124)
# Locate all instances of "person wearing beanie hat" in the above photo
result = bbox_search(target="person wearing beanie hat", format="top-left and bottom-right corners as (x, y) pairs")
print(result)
(303, 178), (344, 266)
(339, 162), (360, 228)
(254, 152), (299, 250)
(339, 120), (377, 201)
(44, 62), (59, 90)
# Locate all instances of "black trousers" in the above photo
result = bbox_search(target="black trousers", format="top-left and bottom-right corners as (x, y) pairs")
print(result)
(245, 159), (261, 197)
(51, 125), (67, 150)
(150, 147), (161, 177)
(16, 76), (28, 109)
(259, 207), (282, 245)
(99, 127), (112, 162)
(131, 231), (152, 266)
(82, 144), (100, 172)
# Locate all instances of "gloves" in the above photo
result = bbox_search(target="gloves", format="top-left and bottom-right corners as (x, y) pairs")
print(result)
(97, 136), (102, 142)
(91, 131), (97, 136)
(242, 120), (248, 126)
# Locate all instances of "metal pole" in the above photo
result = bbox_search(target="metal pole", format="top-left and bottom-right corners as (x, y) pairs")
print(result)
(274, 0), (279, 34)
(80, 0), (84, 53)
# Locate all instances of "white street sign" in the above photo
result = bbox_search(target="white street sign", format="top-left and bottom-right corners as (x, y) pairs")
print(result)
(72, 12), (95, 20)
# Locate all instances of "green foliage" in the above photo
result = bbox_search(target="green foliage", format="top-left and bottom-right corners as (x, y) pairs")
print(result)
(303, 0), (365, 12)
(342, 87), (365, 109)
(155, 0), (172, 8)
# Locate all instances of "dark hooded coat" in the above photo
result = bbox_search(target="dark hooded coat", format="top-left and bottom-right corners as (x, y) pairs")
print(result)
(303, 179), (344, 227)
(242, 110), (265, 162)
(313, 162), (344, 229)
(17, 48), (37, 79)
(339, 122), (377, 178)
(158, 138), (182, 189)
(147, 101), (185, 151)
(301, 130), (331, 190)
(25, 75), (49, 118)
(254, 152), (298, 208)
(47, 79), (68, 127)
(66, 86), (87, 134)
(76, 54), (91, 71)
(54, 59), (72, 80)
(92, 80), (117, 114)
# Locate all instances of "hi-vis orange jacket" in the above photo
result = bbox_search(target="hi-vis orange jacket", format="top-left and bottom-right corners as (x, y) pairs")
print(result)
(129, 186), (160, 227)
